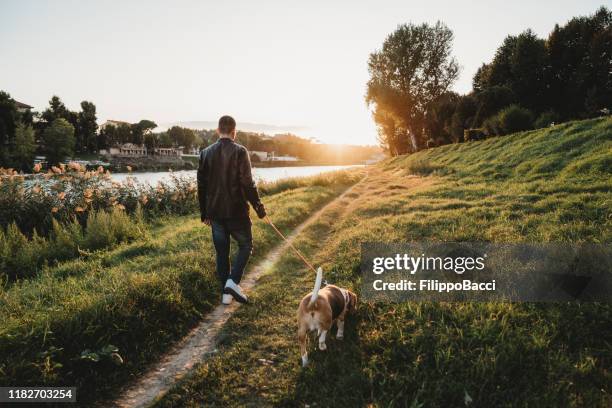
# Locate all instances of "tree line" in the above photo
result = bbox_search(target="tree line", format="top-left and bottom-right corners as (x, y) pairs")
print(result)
(0, 92), (379, 171)
(229, 131), (379, 164)
(367, 6), (611, 155)
(0, 93), (99, 170)
(0, 94), (206, 169)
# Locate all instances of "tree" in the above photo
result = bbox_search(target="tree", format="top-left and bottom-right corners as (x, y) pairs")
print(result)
(97, 124), (115, 149)
(547, 6), (612, 119)
(180, 127), (196, 150)
(158, 132), (172, 147)
(78, 101), (98, 153)
(425, 91), (460, 145)
(40, 96), (78, 144)
(472, 85), (516, 126)
(42, 118), (75, 165)
(12, 124), (36, 171)
(116, 123), (132, 145)
(449, 94), (477, 142)
(0, 91), (18, 149)
(366, 21), (459, 154)
(41, 96), (69, 124)
(168, 126), (196, 149)
(131, 120), (157, 145)
(144, 133), (158, 151)
(480, 30), (548, 114)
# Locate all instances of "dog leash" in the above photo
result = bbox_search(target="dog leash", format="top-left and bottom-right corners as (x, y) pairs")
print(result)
(264, 215), (318, 274)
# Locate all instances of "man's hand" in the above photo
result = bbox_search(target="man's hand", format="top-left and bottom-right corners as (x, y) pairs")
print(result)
(254, 203), (267, 219)
(201, 215), (211, 226)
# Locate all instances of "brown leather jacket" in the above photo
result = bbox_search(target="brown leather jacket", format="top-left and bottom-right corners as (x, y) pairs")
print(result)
(197, 138), (265, 222)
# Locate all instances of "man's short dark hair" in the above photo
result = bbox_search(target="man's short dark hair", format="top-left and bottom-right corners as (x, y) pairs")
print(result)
(218, 115), (236, 134)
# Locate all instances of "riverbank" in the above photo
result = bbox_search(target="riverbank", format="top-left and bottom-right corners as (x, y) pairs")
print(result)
(0, 169), (364, 406)
(156, 117), (611, 407)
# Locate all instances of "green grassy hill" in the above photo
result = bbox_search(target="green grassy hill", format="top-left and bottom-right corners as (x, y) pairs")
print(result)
(158, 117), (612, 407)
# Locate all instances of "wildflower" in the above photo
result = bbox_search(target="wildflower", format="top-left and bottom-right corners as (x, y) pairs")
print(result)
(51, 166), (62, 174)
(32, 186), (41, 194)
(33, 163), (42, 173)
(51, 207), (59, 213)
(68, 162), (82, 171)
(126, 165), (132, 172)
(97, 166), (104, 173)
(58, 192), (66, 200)
(84, 189), (93, 198)
(140, 195), (148, 205)
(116, 204), (126, 210)
(75, 206), (85, 212)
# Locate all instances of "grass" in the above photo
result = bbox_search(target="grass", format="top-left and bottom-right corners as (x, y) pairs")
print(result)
(1, 208), (146, 281)
(156, 117), (611, 407)
(0, 169), (363, 406)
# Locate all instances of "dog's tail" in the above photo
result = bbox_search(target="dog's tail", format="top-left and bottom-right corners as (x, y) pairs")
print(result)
(308, 267), (323, 307)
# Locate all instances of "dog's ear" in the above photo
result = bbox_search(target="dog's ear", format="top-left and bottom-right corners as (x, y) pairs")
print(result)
(348, 292), (358, 312)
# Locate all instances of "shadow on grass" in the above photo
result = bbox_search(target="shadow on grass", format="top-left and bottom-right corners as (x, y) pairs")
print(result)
(278, 313), (369, 407)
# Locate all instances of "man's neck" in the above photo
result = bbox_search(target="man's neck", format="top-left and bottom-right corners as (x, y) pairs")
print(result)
(219, 134), (233, 141)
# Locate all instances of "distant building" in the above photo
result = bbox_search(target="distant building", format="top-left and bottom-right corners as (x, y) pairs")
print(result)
(184, 146), (200, 155)
(14, 100), (32, 114)
(153, 147), (182, 157)
(118, 143), (147, 157)
(248, 151), (299, 162)
(250, 151), (269, 161)
(99, 120), (130, 131)
(268, 155), (299, 162)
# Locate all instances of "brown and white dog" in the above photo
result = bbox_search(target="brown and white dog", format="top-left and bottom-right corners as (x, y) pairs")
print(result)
(297, 267), (357, 367)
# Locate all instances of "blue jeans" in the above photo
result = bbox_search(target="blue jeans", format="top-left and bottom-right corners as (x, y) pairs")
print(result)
(211, 220), (253, 292)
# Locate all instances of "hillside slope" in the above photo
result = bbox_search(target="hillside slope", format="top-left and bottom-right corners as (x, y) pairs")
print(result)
(158, 118), (611, 407)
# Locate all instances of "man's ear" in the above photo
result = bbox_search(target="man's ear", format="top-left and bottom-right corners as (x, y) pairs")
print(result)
(216, 128), (220, 135)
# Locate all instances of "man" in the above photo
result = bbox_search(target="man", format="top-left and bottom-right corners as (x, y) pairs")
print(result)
(197, 115), (266, 305)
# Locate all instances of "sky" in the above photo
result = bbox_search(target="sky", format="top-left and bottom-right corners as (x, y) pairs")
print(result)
(0, 0), (606, 145)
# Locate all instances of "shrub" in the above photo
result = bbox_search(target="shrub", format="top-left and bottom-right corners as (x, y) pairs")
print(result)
(483, 105), (534, 136)
(0, 165), (198, 236)
(535, 110), (560, 129)
(83, 208), (144, 251)
(498, 104), (534, 134)
(48, 218), (82, 262)
(0, 208), (145, 282)
(483, 114), (502, 136)
(0, 223), (46, 280)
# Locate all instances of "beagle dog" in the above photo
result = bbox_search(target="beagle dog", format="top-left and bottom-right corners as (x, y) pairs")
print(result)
(297, 267), (357, 367)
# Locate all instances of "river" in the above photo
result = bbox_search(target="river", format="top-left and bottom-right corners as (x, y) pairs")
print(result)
(110, 165), (364, 184)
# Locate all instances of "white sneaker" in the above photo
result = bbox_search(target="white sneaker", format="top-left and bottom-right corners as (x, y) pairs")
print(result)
(222, 294), (233, 305)
(224, 279), (248, 303)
